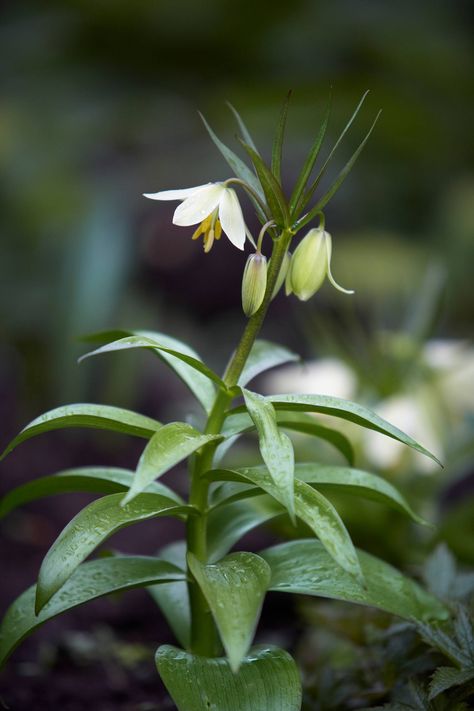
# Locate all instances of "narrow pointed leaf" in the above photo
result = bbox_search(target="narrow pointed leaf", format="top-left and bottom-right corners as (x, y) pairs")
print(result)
(209, 466), (362, 580)
(156, 644), (302, 711)
(0, 556), (186, 667)
(239, 140), (290, 227)
(262, 393), (441, 465)
(289, 89), (332, 215)
(0, 466), (182, 518)
(418, 623), (472, 667)
(242, 389), (295, 522)
(122, 422), (222, 505)
(208, 496), (283, 562)
(271, 91), (291, 183)
(199, 112), (267, 223)
(238, 339), (299, 387)
(148, 542), (190, 649)
(454, 606), (474, 661)
(35, 493), (192, 613)
(227, 102), (260, 153)
(294, 463), (427, 525)
(307, 110), (382, 216)
(262, 539), (448, 622)
(429, 667), (474, 700)
(1, 404), (162, 460)
(80, 330), (220, 413)
(188, 552), (271, 671)
(299, 90), (370, 212)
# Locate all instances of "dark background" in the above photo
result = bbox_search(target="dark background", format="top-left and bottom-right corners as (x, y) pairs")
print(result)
(0, 0), (473, 706)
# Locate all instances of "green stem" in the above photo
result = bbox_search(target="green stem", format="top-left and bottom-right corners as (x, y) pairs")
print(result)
(186, 228), (292, 656)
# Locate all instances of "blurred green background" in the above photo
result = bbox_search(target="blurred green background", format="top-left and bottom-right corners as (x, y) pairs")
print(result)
(0, 0), (473, 701)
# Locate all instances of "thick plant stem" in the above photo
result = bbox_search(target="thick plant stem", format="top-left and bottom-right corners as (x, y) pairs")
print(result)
(186, 228), (292, 656)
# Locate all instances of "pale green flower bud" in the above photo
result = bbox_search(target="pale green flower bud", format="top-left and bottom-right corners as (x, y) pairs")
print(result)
(290, 228), (353, 301)
(271, 251), (291, 300)
(241, 252), (267, 317)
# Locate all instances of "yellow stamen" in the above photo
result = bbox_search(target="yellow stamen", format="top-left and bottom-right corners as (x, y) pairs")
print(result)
(214, 219), (222, 240)
(203, 229), (215, 253)
(192, 215), (212, 241)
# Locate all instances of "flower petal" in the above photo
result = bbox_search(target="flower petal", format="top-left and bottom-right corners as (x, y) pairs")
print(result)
(325, 232), (354, 295)
(143, 184), (211, 201)
(173, 184), (224, 227)
(218, 188), (246, 250)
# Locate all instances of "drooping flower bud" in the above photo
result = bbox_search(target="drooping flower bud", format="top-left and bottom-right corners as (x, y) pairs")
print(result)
(241, 252), (267, 317)
(289, 228), (353, 301)
(271, 251), (291, 300)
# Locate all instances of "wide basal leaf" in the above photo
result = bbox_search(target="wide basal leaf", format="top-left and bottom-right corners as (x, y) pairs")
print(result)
(242, 389), (295, 522)
(0, 466), (183, 517)
(35, 493), (192, 613)
(264, 393), (441, 465)
(156, 644), (302, 711)
(81, 329), (221, 413)
(188, 552), (271, 671)
(1, 404), (162, 460)
(238, 339), (299, 388)
(122, 422), (222, 505)
(209, 467), (362, 580)
(294, 463), (427, 525)
(262, 539), (448, 622)
(0, 556), (186, 667)
(148, 541), (190, 649)
(207, 496), (283, 562)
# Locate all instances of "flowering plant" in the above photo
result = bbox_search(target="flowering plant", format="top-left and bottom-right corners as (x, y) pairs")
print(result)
(0, 94), (448, 710)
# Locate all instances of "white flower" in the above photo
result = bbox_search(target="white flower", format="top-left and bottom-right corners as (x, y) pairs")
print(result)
(143, 182), (246, 252)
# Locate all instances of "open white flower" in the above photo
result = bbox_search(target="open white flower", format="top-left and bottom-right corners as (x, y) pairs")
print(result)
(143, 182), (246, 252)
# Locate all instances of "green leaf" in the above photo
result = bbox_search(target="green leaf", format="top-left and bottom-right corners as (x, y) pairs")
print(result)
(227, 102), (260, 154)
(148, 542), (190, 649)
(306, 109), (382, 217)
(0, 466), (183, 518)
(221, 410), (355, 465)
(242, 389), (295, 522)
(207, 496), (283, 562)
(122, 422), (222, 505)
(199, 112), (267, 222)
(299, 90), (370, 213)
(81, 330), (220, 413)
(289, 89), (332, 216)
(188, 552), (271, 671)
(1, 404), (162, 461)
(262, 539), (448, 622)
(0, 556), (186, 667)
(271, 91), (292, 184)
(294, 463), (427, 525)
(209, 467), (362, 581)
(418, 623), (472, 667)
(263, 393), (441, 465)
(156, 644), (302, 711)
(454, 606), (474, 663)
(238, 339), (299, 387)
(35, 493), (192, 614)
(428, 666), (474, 700)
(239, 140), (290, 227)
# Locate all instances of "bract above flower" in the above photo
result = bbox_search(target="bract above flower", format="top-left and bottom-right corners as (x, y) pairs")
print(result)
(143, 182), (246, 252)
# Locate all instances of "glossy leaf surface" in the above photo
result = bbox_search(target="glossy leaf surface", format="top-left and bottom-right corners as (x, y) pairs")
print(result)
(122, 422), (221, 505)
(1, 404), (161, 460)
(294, 463), (427, 525)
(36, 493), (192, 613)
(238, 339), (299, 387)
(262, 539), (448, 622)
(189, 552), (271, 671)
(0, 466), (182, 518)
(271, 91), (291, 183)
(0, 556), (186, 667)
(156, 644), (302, 711)
(265, 393), (441, 465)
(209, 467), (362, 580)
(81, 330), (220, 412)
(242, 389), (295, 522)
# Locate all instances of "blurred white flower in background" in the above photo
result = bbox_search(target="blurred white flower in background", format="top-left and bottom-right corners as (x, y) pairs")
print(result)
(264, 358), (357, 399)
